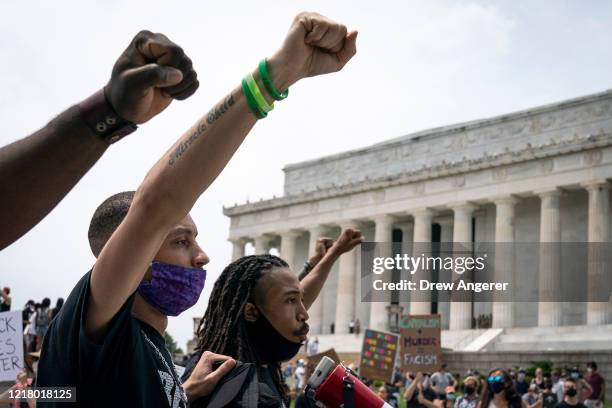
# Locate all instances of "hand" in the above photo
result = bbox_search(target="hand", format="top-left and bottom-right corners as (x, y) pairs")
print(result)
(417, 391), (426, 404)
(182, 351), (236, 401)
(106, 30), (199, 124)
(415, 372), (424, 383)
(268, 12), (358, 89)
(309, 237), (334, 265)
(330, 228), (364, 256)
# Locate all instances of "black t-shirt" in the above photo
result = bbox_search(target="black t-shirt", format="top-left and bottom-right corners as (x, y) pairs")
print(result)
(37, 271), (186, 408)
(542, 392), (559, 408)
(406, 387), (438, 408)
(557, 401), (587, 408)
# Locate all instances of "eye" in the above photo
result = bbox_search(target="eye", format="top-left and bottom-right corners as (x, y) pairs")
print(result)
(287, 297), (296, 304)
(176, 239), (190, 247)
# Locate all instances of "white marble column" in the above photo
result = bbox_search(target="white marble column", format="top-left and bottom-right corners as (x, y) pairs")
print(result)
(583, 181), (611, 325)
(411, 209), (434, 315)
(306, 225), (328, 335)
(280, 230), (301, 271)
(492, 196), (517, 329)
(450, 203), (476, 330)
(335, 220), (360, 334)
(254, 234), (273, 254)
(398, 222), (414, 317)
(230, 237), (248, 261)
(437, 217), (453, 330)
(537, 189), (562, 327)
(369, 215), (394, 332)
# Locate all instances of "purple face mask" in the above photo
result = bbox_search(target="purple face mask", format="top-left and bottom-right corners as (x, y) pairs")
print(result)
(137, 261), (206, 316)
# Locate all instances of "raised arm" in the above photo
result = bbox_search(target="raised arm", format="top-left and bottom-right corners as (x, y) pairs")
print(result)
(0, 31), (198, 250)
(301, 228), (363, 309)
(88, 12), (358, 339)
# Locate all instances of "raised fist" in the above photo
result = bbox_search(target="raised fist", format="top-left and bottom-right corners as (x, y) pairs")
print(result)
(269, 12), (358, 88)
(105, 30), (199, 124)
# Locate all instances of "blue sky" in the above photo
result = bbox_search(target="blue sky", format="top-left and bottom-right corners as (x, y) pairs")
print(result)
(1, 0), (612, 350)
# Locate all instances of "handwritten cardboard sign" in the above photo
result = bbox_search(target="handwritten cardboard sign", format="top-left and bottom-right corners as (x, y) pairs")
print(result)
(400, 314), (442, 373)
(0, 310), (24, 381)
(359, 329), (399, 383)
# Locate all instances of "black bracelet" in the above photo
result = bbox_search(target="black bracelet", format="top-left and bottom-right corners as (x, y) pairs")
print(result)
(77, 88), (137, 144)
(303, 260), (313, 272)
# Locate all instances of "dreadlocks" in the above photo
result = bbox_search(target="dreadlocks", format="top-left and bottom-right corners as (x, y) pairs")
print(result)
(195, 254), (289, 398)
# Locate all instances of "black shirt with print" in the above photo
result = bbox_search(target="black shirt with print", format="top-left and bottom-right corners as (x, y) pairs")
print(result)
(37, 271), (185, 408)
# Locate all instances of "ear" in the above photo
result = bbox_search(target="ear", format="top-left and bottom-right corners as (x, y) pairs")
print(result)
(243, 302), (260, 322)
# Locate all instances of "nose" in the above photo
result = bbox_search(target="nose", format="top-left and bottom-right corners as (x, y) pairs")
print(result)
(297, 300), (309, 322)
(193, 243), (209, 268)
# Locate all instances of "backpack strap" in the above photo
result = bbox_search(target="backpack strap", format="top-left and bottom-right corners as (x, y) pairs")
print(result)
(242, 366), (259, 407)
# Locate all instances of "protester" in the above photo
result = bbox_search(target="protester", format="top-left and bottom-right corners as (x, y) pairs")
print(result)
(24, 306), (38, 353)
(522, 384), (541, 408)
(21, 300), (35, 331)
(295, 359), (307, 391)
(455, 376), (480, 408)
(552, 371), (565, 402)
(50, 298), (64, 320)
(0, 29), (200, 251)
(445, 386), (457, 408)
(0, 287), (11, 311)
(479, 369), (525, 408)
(37, 11), (356, 408)
(184, 228), (363, 406)
(568, 367), (592, 402)
(516, 368), (530, 396)
(378, 384), (399, 408)
(306, 337), (319, 356)
(405, 372), (440, 408)
(531, 368), (545, 391)
(584, 362), (605, 408)
(34, 298), (51, 351)
(298, 238), (334, 281)
(432, 363), (456, 395)
(558, 377), (587, 408)
(541, 380), (558, 408)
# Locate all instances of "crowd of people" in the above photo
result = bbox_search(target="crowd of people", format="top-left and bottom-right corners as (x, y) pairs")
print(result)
(280, 362), (606, 408)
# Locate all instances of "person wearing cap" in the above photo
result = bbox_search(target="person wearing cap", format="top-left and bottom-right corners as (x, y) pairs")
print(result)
(516, 369), (530, 396)
(522, 383), (541, 408)
(455, 376), (480, 408)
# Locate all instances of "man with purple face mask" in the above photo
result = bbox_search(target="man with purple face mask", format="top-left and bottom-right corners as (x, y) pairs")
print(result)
(36, 11), (357, 408)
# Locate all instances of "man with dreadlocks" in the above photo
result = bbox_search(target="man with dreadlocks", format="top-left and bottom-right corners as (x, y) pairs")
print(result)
(36, 11), (357, 408)
(183, 228), (363, 408)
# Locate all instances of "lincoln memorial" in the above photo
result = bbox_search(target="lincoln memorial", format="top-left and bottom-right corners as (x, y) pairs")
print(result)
(222, 90), (612, 352)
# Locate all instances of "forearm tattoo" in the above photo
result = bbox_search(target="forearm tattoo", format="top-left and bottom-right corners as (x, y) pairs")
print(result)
(168, 94), (235, 165)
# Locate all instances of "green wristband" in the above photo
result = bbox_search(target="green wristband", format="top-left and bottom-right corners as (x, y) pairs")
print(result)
(245, 73), (274, 114)
(241, 78), (266, 119)
(259, 58), (289, 101)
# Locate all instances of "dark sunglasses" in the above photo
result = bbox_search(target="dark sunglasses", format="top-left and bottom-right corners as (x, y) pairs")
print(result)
(488, 375), (503, 383)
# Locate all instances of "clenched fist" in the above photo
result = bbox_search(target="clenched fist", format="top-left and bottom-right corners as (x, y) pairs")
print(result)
(105, 30), (199, 124)
(267, 12), (358, 90)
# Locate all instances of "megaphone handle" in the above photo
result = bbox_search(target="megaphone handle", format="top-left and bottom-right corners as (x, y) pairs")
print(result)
(342, 375), (356, 408)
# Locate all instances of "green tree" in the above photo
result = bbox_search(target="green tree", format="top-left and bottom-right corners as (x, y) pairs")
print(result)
(164, 332), (184, 355)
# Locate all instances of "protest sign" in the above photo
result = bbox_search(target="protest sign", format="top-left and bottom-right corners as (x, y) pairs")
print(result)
(400, 314), (442, 373)
(359, 329), (399, 383)
(0, 310), (24, 381)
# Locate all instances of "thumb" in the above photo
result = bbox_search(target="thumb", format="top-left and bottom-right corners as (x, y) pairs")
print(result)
(122, 63), (183, 93)
(337, 30), (358, 68)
